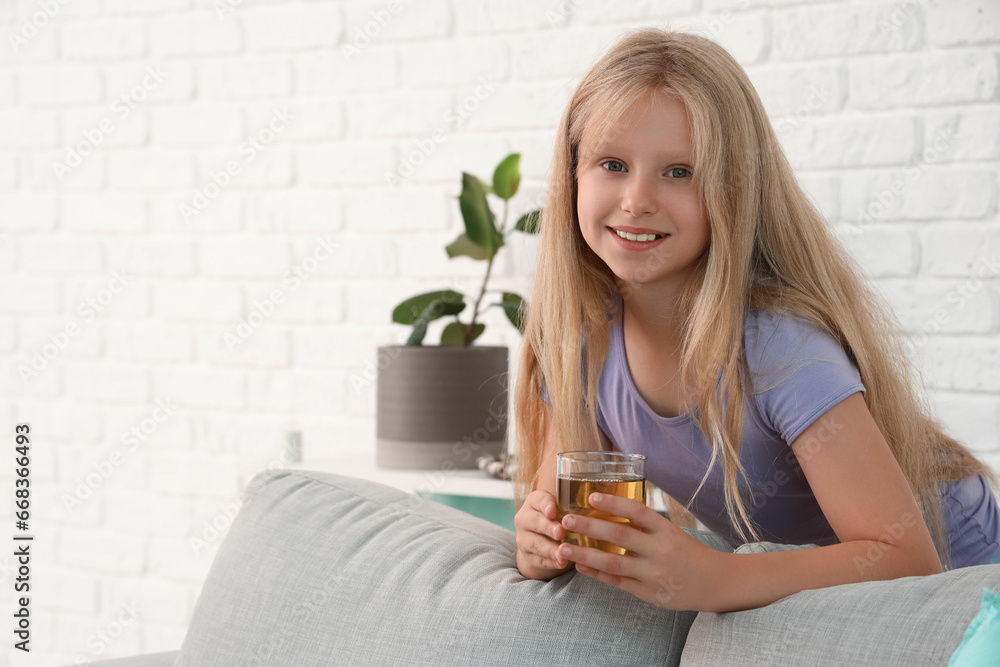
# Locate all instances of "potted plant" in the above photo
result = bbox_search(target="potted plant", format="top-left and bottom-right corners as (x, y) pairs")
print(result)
(376, 153), (540, 469)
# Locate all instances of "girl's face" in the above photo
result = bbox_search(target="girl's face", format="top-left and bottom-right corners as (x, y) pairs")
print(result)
(576, 88), (710, 295)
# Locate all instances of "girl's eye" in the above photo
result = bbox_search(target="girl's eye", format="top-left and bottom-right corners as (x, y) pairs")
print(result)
(601, 160), (626, 173)
(667, 167), (690, 178)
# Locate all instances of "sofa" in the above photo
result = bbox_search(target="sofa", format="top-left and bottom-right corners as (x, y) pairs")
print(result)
(74, 469), (1000, 666)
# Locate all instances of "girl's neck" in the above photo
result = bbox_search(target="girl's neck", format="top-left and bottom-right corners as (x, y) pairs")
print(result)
(619, 284), (689, 352)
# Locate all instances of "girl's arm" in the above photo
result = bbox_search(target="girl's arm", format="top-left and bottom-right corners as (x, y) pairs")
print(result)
(555, 392), (944, 612)
(711, 390), (943, 611)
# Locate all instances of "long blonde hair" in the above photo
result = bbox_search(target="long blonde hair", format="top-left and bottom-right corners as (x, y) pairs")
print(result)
(513, 27), (997, 569)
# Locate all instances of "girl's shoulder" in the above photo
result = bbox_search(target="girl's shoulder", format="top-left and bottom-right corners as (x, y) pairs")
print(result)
(744, 309), (857, 377)
(742, 309), (866, 440)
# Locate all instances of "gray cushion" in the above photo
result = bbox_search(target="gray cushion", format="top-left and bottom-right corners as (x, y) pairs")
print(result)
(70, 650), (178, 666)
(680, 541), (1000, 666)
(174, 469), (733, 667)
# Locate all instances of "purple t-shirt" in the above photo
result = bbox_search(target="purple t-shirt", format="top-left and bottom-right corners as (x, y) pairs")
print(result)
(542, 298), (1000, 568)
(594, 304), (864, 549)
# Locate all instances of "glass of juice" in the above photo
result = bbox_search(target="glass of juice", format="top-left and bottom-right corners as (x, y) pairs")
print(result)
(556, 451), (646, 555)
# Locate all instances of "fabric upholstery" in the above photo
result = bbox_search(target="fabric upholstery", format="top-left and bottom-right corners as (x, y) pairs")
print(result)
(78, 469), (1000, 667)
(680, 542), (1000, 666)
(173, 469), (731, 667)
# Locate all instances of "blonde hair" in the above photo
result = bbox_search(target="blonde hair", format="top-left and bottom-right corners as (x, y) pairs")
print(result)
(513, 27), (997, 569)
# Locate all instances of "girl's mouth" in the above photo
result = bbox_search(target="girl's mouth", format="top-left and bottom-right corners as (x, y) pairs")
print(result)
(608, 226), (669, 250)
(612, 228), (667, 242)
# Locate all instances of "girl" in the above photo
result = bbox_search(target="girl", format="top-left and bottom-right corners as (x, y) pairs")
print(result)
(512, 28), (1000, 613)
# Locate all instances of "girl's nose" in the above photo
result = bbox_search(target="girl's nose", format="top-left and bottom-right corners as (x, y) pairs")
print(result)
(621, 175), (657, 216)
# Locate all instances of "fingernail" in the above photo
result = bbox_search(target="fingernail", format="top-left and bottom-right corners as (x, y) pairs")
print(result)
(591, 493), (603, 503)
(564, 515), (576, 528)
(552, 527), (561, 539)
(561, 546), (574, 558)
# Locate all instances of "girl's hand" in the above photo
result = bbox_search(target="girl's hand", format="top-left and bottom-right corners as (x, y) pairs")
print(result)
(557, 492), (726, 611)
(515, 490), (574, 580)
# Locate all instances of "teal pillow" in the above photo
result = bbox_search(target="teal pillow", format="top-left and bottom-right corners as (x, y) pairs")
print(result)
(949, 587), (1000, 667)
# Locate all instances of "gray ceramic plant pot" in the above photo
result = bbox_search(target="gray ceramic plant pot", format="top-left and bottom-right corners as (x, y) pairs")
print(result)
(376, 345), (508, 469)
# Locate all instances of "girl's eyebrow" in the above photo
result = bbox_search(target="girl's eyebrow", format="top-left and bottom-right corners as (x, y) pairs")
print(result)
(588, 145), (694, 162)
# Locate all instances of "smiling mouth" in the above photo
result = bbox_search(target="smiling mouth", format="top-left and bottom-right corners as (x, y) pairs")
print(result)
(610, 227), (668, 243)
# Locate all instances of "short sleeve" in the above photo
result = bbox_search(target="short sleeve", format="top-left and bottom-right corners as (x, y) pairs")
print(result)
(747, 312), (866, 445)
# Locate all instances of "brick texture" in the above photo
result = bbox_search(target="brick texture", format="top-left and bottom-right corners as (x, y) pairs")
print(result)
(1, 1), (997, 662)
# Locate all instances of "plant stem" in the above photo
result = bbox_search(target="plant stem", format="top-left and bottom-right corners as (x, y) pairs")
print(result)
(465, 253), (495, 346)
(498, 199), (509, 235)
(465, 200), (508, 346)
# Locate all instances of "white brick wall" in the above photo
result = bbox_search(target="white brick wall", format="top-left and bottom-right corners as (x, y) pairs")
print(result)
(1, 0), (997, 663)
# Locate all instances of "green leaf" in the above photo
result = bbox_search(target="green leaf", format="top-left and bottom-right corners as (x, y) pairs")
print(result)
(445, 232), (491, 261)
(459, 173), (499, 252)
(492, 153), (521, 200)
(392, 290), (465, 325)
(514, 209), (541, 234)
(406, 296), (468, 346)
(498, 292), (525, 333)
(441, 321), (485, 346)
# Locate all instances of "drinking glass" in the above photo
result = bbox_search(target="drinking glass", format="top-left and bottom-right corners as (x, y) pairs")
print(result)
(556, 451), (646, 555)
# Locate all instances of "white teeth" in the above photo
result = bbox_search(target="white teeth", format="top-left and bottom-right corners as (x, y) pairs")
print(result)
(615, 229), (663, 242)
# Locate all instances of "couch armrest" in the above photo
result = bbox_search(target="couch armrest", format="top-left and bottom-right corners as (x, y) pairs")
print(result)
(679, 541), (1000, 667)
(173, 469), (733, 667)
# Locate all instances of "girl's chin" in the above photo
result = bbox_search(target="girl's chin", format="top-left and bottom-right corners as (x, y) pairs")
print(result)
(611, 271), (659, 288)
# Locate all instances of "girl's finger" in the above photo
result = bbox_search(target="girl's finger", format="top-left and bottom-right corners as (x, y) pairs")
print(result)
(561, 513), (645, 553)
(527, 548), (567, 571)
(528, 491), (559, 520)
(520, 532), (567, 566)
(587, 493), (661, 531)
(558, 542), (640, 580)
(530, 510), (565, 541)
(574, 562), (644, 598)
